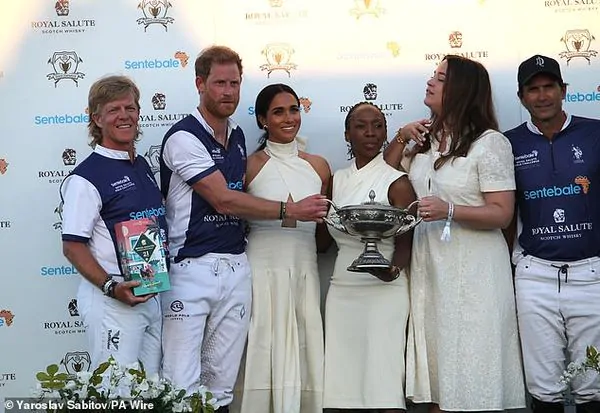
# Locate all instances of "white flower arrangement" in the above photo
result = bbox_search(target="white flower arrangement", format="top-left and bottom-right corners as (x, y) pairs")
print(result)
(33, 356), (218, 412)
(559, 345), (600, 386)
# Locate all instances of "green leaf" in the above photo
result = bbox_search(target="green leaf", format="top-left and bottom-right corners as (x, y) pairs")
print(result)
(93, 361), (110, 375)
(46, 364), (59, 376)
(90, 375), (102, 386)
(54, 373), (69, 381)
(36, 372), (51, 381)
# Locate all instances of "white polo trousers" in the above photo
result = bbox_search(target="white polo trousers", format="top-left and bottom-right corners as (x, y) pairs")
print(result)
(161, 252), (252, 407)
(514, 254), (600, 403)
(77, 277), (162, 375)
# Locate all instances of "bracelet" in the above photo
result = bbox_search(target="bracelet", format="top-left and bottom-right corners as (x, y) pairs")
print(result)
(101, 277), (118, 298)
(394, 128), (408, 145)
(279, 201), (287, 220)
(440, 202), (454, 242)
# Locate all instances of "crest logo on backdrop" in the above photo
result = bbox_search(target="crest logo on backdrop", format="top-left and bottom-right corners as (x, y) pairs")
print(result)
(260, 43), (297, 77)
(62, 351), (91, 377)
(137, 0), (174, 31)
(425, 31), (489, 64)
(560, 29), (598, 65)
(350, 0), (385, 19)
(144, 145), (162, 175)
(47, 51), (85, 86)
(55, 0), (69, 16)
(340, 84), (403, 117)
(31, 0), (96, 34)
(152, 93), (166, 110)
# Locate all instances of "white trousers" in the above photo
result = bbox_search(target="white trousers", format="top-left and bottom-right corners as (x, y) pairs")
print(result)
(514, 254), (600, 403)
(161, 252), (252, 407)
(77, 277), (162, 375)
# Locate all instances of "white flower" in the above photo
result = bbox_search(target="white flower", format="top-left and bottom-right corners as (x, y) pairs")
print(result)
(76, 371), (92, 384)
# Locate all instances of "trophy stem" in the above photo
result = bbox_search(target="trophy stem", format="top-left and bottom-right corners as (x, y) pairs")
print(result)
(346, 238), (392, 272)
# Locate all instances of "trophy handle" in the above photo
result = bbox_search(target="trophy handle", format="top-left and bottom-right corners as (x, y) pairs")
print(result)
(395, 200), (423, 235)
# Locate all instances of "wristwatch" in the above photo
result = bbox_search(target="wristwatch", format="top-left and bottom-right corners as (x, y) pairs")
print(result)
(101, 277), (118, 298)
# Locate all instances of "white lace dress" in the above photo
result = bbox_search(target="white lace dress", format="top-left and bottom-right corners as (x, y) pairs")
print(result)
(405, 130), (526, 411)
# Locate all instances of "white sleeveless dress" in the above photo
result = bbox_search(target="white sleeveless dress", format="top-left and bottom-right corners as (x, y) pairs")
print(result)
(235, 139), (324, 413)
(323, 153), (410, 409)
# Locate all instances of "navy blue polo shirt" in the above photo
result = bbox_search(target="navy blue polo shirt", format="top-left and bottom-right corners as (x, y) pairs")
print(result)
(61, 146), (168, 274)
(505, 115), (600, 261)
(160, 109), (247, 261)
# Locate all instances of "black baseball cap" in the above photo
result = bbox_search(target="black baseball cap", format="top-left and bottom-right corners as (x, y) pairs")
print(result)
(517, 54), (563, 89)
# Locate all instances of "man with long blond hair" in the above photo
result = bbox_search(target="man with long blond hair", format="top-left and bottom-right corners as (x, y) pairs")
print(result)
(61, 75), (166, 374)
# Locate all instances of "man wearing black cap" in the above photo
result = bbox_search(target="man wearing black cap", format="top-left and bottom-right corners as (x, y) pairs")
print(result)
(505, 55), (600, 413)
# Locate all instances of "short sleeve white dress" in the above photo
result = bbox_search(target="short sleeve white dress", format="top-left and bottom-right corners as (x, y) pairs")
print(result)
(405, 130), (526, 411)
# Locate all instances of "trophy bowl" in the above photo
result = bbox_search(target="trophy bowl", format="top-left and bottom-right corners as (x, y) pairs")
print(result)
(324, 190), (421, 274)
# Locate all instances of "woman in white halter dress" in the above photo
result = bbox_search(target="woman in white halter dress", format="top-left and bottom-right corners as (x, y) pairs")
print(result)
(233, 84), (330, 413)
(323, 102), (416, 412)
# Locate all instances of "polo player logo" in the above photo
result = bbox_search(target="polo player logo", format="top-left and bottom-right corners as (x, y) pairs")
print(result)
(47, 51), (85, 87)
(62, 351), (91, 377)
(55, 0), (69, 16)
(350, 0), (385, 19)
(269, 0), (283, 6)
(559, 29), (598, 65)
(137, 0), (174, 31)
(260, 43), (297, 78)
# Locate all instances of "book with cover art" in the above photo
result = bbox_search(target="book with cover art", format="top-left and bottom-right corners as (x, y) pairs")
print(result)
(115, 217), (170, 296)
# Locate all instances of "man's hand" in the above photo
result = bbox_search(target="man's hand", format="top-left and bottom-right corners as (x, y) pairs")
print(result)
(286, 194), (329, 222)
(113, 281), (156, 306)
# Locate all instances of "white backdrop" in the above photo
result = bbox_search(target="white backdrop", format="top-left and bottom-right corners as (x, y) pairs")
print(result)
(0, 0), (599, 410)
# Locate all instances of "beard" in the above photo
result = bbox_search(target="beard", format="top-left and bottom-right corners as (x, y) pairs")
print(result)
(203, 95), (238, 119)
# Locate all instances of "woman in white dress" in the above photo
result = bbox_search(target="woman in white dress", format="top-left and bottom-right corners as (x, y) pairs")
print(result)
(384, 55), (526, 412)
(323, 102), (416, 412)
(233, 83), (331, 413)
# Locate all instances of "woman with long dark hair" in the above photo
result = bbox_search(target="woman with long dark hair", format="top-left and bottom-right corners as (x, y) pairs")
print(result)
(385, 55), (526, 412)
(233, 83), (330, 413)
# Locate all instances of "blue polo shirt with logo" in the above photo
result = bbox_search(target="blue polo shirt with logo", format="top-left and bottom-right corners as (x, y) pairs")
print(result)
(160, 109), (247, 262)
(505, 114), (600, 261)
(61, 146), (168, 275)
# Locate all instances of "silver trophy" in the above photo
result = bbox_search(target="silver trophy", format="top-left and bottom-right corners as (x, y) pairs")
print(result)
(324, 190), (421, 272)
